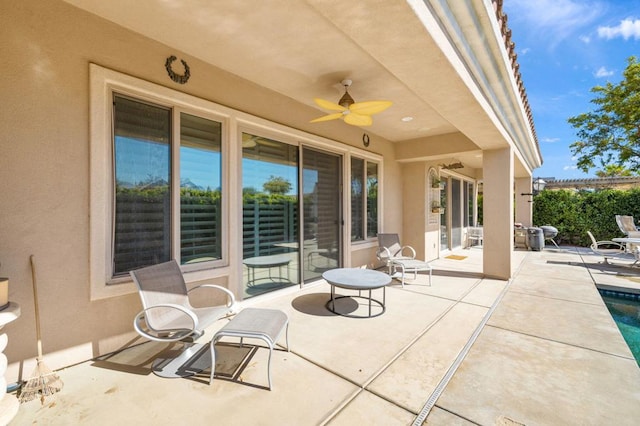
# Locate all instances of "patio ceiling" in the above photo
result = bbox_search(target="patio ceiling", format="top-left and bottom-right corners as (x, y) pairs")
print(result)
(63, 0), (540, 174)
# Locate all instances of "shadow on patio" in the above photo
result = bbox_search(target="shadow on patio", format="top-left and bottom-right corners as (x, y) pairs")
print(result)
(12, 246), (640, 425)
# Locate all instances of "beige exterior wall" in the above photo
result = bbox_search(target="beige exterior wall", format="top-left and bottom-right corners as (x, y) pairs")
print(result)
(0, 0), (404, 382)
(515, 177), (533, 227)
(400, 160), (480, 261)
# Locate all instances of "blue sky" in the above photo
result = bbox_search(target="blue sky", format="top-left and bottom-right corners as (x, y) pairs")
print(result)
(502, 0), (640, 179)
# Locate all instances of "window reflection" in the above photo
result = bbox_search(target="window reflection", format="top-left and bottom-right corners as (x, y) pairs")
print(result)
(180, 113), (222, 264)
(367, 162), (378, 238)
(351, 158), (364, 241)
(242, 133), (299, 298)
(113, 96), (171, 274)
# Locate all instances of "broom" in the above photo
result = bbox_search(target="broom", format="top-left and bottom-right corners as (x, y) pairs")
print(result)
(19, 255), (63, 404)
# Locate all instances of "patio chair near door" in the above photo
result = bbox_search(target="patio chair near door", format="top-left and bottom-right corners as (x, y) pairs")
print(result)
(130, 260), (236, 378)
(376, 233), (416, 274)
(376, 234), (433, 287)
(466, 226), (483, 248)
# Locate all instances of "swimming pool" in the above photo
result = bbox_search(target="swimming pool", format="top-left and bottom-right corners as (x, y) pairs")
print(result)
(600, 290), (640, 366)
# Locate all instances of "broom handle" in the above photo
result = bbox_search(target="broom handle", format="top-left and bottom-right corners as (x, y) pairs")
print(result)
(29, 255), (44, 360)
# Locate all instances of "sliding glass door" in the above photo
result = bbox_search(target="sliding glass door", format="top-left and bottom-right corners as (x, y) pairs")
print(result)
(440, 178), (448, 251)
(451, 178), (463, 248)
(241, 134), (299, 298)
(302, 147), (342, 282)
(241, 135), (343, 296)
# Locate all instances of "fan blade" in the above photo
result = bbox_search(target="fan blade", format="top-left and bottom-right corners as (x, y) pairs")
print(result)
(310, 112), (344, 123)
(313, 98), (346, 112)
(349, 100), (392, 115)
(344, 112), (373, 126)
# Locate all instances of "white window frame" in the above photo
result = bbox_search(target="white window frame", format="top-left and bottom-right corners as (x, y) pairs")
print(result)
(90, 64), (233, 300)
(89, 64), (384, 299)
(349, 156), (380, 243)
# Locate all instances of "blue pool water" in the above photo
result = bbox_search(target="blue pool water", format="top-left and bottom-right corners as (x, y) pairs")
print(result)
(600, 291), (640, 366)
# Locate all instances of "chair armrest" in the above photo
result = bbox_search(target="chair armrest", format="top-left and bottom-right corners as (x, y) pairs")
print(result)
(376, 246), (392, 261)
(399, 245), (416, 259)
(133, 303), (198, 342)
(188, 284), (236, 308)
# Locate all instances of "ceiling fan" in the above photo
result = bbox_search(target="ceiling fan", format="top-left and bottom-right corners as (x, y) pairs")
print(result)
(310, 79), (392, 127)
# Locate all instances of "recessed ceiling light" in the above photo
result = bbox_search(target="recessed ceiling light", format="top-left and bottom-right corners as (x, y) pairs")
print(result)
(401, 116), (414, 122)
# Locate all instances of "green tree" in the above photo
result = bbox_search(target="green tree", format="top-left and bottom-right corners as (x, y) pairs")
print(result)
(568, 56), (640, 174)
(262, 175), (292, 194)
(595, 164), (633, 177)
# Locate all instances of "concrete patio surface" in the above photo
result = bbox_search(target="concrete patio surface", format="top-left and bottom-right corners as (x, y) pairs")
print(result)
(11, 246), (640, 425)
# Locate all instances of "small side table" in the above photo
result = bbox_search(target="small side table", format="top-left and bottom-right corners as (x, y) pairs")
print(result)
(0, 302), (21, 426)
(209, 308), (289, 390)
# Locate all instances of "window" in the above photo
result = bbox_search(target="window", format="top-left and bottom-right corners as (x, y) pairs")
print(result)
(367, 162), (379, 238)
(113, 96), (171, 274)
(351, 157), (378, 241)
(464, 181), (475, 227)
(179, 113), (223, 265)
(112, 95), (223, 276)
(350, 158), (364, 241)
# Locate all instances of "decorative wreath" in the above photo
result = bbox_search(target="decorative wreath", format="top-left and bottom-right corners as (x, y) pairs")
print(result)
(165, 56), (190, 84)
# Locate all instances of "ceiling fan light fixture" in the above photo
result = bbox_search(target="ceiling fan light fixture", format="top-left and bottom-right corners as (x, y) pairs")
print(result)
(338, 91), (355, 108)
(310, 79), (392, 127)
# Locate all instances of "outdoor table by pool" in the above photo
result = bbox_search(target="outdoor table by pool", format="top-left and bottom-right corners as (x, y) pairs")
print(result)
(322, 268), (391, 318)
(243, 254), (291, 286)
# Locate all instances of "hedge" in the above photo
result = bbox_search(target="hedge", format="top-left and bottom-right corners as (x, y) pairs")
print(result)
(533, 188), (640, 246)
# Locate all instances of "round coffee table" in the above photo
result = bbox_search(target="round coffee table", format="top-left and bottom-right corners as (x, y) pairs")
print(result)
(322, 268), (391, 318)
(243, 254), (291, 286)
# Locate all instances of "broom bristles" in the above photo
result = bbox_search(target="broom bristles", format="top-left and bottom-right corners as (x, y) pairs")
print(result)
(19, 358), (63, 404)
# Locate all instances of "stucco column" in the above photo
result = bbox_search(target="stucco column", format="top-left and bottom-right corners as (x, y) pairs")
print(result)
(514, 176), (533, 227)
(482, 148), (514, 279)
(401, 162), (427, 260)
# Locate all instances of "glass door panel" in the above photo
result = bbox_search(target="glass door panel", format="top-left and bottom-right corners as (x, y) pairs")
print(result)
(451, 178), (462, 248)
(302, 147), (342, 282)
(440, 178), (449, 251)
(241, 133), (299, 298)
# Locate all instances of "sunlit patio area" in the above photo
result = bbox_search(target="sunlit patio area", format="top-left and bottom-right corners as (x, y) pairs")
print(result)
(4, 2), (640, 425)
(12, 246), (640, 425)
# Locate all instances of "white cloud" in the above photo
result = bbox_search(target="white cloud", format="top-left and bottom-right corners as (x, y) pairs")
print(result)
(541, 137), (560, 143)
(598, 18), (640, 40)
(519, 47), (531, 55)
(506, 0), (605, 46)
(594, 66), (614, 77)
(563, 165), (578, 171)
(579, 35), (591, 44)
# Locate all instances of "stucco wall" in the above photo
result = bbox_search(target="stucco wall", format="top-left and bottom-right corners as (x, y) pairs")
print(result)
(400, 160), (480, 260)
(0, 0), (402, 382)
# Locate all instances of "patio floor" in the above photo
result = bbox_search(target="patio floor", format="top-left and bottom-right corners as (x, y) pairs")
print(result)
(11, 246), (640, 425)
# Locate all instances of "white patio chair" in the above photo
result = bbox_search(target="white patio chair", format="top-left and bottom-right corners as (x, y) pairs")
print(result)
(615, 215), (640, 238)
(130, 260), (236, 377)
(587, 231), (639, 266)
(467, 226), (483, 248)
(376, 233), (416, 274)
